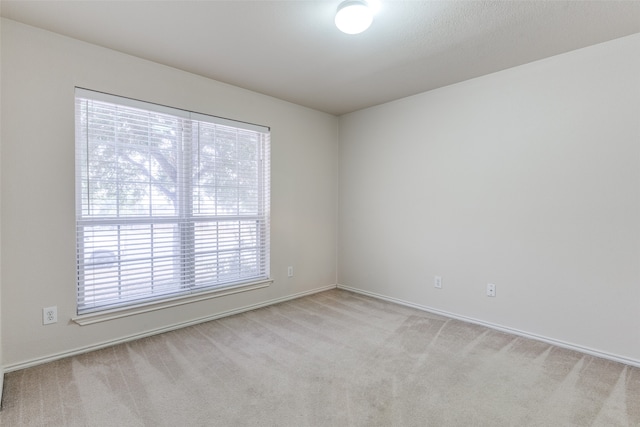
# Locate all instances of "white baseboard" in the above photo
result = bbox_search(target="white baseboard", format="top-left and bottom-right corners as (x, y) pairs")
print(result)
(337, 284), (640, 368)
(4, 284), (338, 373)
(9, 283), (636, 373)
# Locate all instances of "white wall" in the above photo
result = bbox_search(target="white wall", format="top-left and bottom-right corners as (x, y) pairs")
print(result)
(338, 33), (640, 364)
(0, 19), (338, 369)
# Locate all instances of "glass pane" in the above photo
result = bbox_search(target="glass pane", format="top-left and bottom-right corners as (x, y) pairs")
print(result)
(83, 101), (180, 218)
(78, 223), (182, 308)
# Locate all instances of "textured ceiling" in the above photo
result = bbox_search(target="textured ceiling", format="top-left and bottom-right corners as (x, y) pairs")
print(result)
(2, 1), (640, 115)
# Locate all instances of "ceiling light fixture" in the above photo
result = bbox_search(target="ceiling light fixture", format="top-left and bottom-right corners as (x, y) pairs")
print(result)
(335, 0), (374, 35)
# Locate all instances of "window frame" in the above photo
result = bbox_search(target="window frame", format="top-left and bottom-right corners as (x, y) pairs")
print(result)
(74, 88), (270, 316)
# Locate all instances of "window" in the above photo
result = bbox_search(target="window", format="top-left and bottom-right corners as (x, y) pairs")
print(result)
(75, 88), (270, 314)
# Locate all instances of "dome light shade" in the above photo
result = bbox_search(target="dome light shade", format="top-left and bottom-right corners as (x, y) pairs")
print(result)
(335, 0), (373, 35)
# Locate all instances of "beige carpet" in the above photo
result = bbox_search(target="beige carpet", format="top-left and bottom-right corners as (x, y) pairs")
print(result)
(1, 289), (638, 426)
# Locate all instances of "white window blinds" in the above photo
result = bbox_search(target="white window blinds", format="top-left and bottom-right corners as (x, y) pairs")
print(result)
(75, 88), (270, 314)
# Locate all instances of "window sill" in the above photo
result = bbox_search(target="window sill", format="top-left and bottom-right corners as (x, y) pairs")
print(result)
(71, 279), (272, 326)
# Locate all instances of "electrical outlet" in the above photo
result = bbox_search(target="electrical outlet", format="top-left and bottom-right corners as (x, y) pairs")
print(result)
(43, 306), (58, 325)
(487, 283), (496, 297)
(287, 266), (294, 278)
(434, 276), (442, 289)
